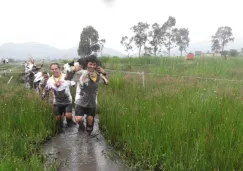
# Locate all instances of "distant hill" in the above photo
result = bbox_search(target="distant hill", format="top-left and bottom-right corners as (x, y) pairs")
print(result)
(0, 42), (125, 60)
(1, 38), (242, 59)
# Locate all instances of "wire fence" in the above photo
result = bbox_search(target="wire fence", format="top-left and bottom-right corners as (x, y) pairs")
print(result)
(105, 69), (243, 87)
(2, 65), (243, 86)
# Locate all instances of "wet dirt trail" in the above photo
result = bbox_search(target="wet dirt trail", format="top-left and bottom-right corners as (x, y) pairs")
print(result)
(42, 116), (130, 171)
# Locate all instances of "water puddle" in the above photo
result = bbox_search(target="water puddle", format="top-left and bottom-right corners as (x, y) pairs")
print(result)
(42, 116), (130, 171)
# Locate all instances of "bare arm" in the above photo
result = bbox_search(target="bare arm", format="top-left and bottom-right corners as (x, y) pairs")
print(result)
(96, 66), (106, 75)
(96, 66), (108, 85)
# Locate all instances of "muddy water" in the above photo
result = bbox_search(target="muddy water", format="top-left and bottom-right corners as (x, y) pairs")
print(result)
(42, 116), (130, 171)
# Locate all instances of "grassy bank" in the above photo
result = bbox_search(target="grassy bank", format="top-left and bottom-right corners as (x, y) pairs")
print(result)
(98, 57), (243, 170)
(0, 76), (56, 171)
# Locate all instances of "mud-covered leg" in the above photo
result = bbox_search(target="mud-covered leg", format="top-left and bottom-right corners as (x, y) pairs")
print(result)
(55, 115), (63, 133)
(86, 116), (95, 135)
(66, 112), (76, 126)
(75, 105), (85, 131)
(76, 116), (85, 132)
(65, 104), (76, 126)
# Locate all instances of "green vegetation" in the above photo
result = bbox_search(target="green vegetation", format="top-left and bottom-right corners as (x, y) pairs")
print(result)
(0, 74), (56, 171)
(101, 56), (243, 79)
(98, 56), (243, 170)
(2, 56), (243, 170)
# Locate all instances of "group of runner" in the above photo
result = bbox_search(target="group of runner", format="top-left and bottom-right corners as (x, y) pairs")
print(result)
(2, 58), (9, 64)
(41, 55), (107, 135)
(24, 58), (45, 89)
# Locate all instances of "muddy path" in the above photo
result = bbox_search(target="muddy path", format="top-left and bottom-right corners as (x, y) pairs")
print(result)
(42, 116), (130, 171)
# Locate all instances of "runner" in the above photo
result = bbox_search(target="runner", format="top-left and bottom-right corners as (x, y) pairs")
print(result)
(73, 55), (107, 135)
(42, 63), (76, 129)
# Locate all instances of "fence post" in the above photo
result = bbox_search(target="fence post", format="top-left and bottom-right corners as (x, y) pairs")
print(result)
(141, 71), (145, 88)
(7, 76), (13, 84)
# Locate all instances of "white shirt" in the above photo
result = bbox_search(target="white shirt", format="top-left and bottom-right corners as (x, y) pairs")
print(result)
(45, 73), (74, 105)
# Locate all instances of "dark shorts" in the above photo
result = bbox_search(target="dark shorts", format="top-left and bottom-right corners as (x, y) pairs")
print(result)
(75, 104), (96, 117)
(54, 104), (72, 116)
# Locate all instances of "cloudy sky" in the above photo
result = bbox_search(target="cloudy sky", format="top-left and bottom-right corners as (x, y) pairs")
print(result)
(0, 0), (242, 53)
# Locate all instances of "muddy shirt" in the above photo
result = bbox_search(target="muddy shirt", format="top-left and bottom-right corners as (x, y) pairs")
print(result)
(25, 63), (34, 73)
(75, 73), (100, 108)
(45, 73), (73, 105)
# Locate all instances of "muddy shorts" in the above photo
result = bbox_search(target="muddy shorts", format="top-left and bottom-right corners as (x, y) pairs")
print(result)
(75, 104), (96, 117)
(54, 104), (72, 116)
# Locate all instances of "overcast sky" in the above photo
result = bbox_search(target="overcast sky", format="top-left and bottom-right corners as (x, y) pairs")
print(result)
(0, 0), (242, 53)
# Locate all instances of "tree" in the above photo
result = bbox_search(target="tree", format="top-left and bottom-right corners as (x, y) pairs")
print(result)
(78, 26), (100, 57)
(221, 50), (228, 57)
(229, 49), (238, 57)
(175, 28), (190, 56)
(131, 22), (150, 57)
(99, 39), (106, 57)
(120, 36), (133, 57)
(147, 23), (164, 56)
(211, 26), (234, 56)
(162, 16), (178, 57)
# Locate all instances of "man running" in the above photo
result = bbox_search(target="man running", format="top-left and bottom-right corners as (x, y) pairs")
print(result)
(42, 63), (75, 129)
(73, 55), (107, 135)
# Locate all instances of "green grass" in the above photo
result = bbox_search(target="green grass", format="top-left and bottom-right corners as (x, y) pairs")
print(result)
(0, 76), (56, 171)
(2, 57), (243, 170)
(98, 56), (243, 170)
(100, 56), (243, 80)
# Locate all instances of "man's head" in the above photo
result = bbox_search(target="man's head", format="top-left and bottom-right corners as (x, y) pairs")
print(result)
(42, 71), (49, 80)
(85, 55), (101, 72)
(50, 63), (61, 77)
(87, 61), (97, 72)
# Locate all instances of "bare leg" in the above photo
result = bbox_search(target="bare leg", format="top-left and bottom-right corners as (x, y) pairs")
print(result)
(66, 112), (76, 126)
(86, 116), (94, 135)
(75, 116), (85, 131)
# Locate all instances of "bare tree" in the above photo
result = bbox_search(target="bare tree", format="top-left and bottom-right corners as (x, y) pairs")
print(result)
(131, 22), (150, 57)
(99, 39), (106, 57)
(175, 28), (190, 56)
(148, 23), (164, 56)
(162, 16), (178, 57)
(120, 36), (133, 57)
(211, 26), (234, 56)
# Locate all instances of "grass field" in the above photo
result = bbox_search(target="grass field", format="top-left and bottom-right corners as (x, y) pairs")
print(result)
(101, 56), (243, 80)
(1, 56), (243, 170)
(98, 56), (243, 170)
(0, 70), (56, 171)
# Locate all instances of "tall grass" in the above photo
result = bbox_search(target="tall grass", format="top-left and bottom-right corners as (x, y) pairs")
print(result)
(100, 56), (243, 79)
(98, 57), (243, 170)
(0, 76), (56, 171)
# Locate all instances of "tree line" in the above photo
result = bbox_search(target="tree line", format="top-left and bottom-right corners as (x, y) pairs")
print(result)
(121, 16), (190, 57)
(77, 16), (239, 57)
